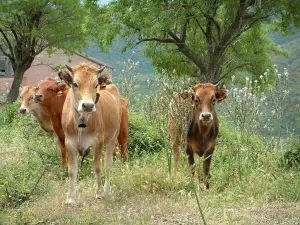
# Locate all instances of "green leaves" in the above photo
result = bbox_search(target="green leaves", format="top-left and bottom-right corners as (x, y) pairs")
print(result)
(91, 0), (300, 83)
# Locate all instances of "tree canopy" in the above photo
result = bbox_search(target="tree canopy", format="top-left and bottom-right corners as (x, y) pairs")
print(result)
(93, 0), (300, 83)
(0, 0), (87, 102)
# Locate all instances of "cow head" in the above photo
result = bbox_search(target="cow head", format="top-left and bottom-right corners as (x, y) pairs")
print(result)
(19, 86), (38, 114)
(33, 77), (67, 104)
(191, 83), (227, 126)
(58, 63), (106, 114)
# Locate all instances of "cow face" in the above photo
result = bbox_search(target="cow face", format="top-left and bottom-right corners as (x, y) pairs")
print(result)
(33, 77), (67, 103)
(59, 64), (106, 114)
(191, 83), (227, 126)
(19, 86), (38, 114)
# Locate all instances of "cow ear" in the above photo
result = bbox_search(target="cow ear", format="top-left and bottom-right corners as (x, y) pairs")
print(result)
(58, 70), (73, 87)
(180, 91), (189, 100)
(215, 89), (227, 103)
(56, 83), (67, 92)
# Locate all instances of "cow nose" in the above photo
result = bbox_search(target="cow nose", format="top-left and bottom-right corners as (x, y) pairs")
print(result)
(82, 102), (94, 111)
(201, 113), (212, 120)
(34, 94), (43, 101)
(19, 108), (26, 114)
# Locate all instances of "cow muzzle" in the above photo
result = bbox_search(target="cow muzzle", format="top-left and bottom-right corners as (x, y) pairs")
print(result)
(199, 112), (213, 124)
(33, 94), (43, 102)
(19, 108), (27, 114)
(78, 101), (95, 113)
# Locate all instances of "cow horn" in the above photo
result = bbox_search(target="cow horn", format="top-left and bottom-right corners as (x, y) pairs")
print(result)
(65, 64), (73, 73)
(97, 66), (106, 74)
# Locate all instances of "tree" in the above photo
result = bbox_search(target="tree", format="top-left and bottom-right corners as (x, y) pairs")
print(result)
(94, 0), (300, 83)
(0, 0), (88, 103)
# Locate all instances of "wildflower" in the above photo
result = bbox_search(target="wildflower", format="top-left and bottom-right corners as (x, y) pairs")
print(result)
(260, 75), (263, 80)
(231, 75), (235, 82)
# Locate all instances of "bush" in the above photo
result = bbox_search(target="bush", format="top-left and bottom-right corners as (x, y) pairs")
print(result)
(0, 102), (19, 125)
(127, 111), (164, 157)
(282, 138), (300, 169)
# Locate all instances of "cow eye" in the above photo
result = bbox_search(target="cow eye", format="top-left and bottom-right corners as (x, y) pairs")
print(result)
(212, 99), (216, 104)
(73, 83), (78, 88)
(35, 87), (39, 91)
(194, 99), (199, 104)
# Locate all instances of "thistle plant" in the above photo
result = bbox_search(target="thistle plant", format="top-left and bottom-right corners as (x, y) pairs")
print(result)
(222, 65), (291, 148)
(116, 59), (139, 107)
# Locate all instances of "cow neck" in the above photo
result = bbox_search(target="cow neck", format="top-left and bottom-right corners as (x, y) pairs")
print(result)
(31, 107), (52, 132)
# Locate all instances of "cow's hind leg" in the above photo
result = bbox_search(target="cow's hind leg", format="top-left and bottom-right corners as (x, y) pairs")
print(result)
(104, 139), (117, 194)
(66, 144), (77, 204)
(203, 146), (214, 189)
(173, 134), (181, 171)
(94, 144), (104, 198)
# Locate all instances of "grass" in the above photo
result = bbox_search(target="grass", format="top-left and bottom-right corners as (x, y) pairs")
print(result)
(0, 103), (299, 224)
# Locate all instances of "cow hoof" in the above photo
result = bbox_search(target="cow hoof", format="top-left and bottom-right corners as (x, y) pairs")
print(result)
(95, 193), (104, 199)
(205, 181), (210, 190)
(65, 198), (76, 204)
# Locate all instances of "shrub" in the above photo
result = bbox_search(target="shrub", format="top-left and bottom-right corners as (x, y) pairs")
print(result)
(0, 101), (19, 125)
(127, 111), (164, 157)
(281, 138), (300, 169)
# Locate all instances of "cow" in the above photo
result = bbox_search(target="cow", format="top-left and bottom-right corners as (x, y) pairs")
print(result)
(32, 77), (129, 164)
(168, 90), (191, 170)
(19, 86), (53, 133)
(33, 78), (68, 167)
(186, 83), (227, 188)
(116, 97), (129, 162)
(59, 63), (122, 204)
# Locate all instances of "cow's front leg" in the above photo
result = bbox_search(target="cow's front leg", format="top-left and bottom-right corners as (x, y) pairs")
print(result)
(94, 144), (104, 198)
(104, 140), (116, 194)
(66, 145), (78, 204)
(203, 146), (214, 189)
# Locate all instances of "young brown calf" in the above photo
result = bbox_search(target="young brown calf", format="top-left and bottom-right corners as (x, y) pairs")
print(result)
(186, 83), (227, 188)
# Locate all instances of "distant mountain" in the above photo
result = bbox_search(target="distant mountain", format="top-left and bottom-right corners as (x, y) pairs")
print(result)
(83, 41), (154, 75)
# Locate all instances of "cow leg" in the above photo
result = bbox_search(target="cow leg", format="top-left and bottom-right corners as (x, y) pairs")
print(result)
(120, 143), (128, 163)
(94, 144), (104, 198)
(173, 134), (181, 171)
(66, 145), (77, 204)
(104, 140), (116, 194)
(203, 146), (214, 189)
(186, 146), (196, 177)
(57, 138), (68, 167)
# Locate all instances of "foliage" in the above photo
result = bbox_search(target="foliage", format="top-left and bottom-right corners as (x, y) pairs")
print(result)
(0, 0), (88, 102)
(91, 0), (300, 83)
(127, 111), (164, 157)
(281, 138), (300, 169)
(221, 65), (292, 144)
(0, 102), (19, 125)
(115, 59), (139, 107)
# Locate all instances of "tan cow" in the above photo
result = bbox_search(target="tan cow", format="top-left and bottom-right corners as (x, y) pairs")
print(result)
(59, 63), (122, 204)
(19, 86), (53, 133)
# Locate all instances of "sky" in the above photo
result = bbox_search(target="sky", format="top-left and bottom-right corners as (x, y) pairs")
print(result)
(100, 0), (113, 5)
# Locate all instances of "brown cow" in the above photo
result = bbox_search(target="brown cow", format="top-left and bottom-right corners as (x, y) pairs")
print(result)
(186, 83), (227, 188)
(33, 78), (68, 167)
(60, 63), (122, 204)
(168, 91), (191, 170)
(19, 86), (53, 133)
(116, 97), (129, 162)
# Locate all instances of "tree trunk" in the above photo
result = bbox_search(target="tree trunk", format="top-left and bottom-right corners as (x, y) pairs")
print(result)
(6, 64), (30, 103)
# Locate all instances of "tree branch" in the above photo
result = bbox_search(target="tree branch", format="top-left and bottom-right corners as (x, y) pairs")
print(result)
(0, 28), (15, 60)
